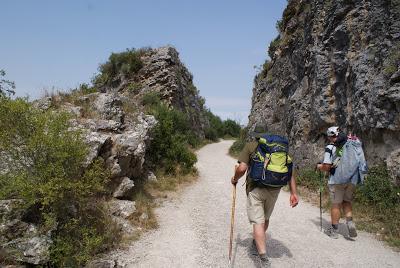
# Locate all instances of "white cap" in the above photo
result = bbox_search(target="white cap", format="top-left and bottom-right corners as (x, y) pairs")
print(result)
(327, 126), (340, 137)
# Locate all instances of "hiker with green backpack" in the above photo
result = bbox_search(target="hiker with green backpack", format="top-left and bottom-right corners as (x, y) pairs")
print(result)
(231, 124), (299, 268)
(317, 126), (368, 239)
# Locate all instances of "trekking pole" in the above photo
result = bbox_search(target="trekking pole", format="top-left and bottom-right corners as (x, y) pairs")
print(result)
(319, 171), (326, 232)
(229, 166), (238, 265)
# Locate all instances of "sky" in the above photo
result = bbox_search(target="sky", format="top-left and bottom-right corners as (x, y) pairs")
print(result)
(0, 0), (287, 124)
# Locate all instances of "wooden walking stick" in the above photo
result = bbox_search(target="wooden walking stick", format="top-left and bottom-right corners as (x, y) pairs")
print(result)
(229, 166), (238, 265)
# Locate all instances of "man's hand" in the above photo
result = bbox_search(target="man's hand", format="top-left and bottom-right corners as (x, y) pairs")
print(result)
(231, 177), (238, 185)
(290, 193), (299, 208)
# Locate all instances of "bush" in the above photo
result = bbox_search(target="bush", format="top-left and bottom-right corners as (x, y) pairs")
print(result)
(204, 110), (241, 140)
(142, 91), (162, 107)
(0, 97), (117, 266)
(144, 95), (197, 175)
(383, 44), (400, 77)
(296, 169), (323, 191)
(223, 119), (241, 138)
(93, 48), (147, 87)
(355, 166), (400, 209)
(268, 37), (281, 59)
(228, 128), (247, 157)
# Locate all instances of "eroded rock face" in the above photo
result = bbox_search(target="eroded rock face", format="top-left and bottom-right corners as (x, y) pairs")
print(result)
(248, 0), (400, 182)
(0, 200), (51, 265)
(138, 46), (209, 138)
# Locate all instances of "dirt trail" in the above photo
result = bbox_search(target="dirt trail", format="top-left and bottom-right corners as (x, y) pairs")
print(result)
(115, 140), (400, 267)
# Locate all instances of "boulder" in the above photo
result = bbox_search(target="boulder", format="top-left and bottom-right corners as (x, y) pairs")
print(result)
(108, 200), (136, 219)
(94, 93), (124, 124)
(113, 177), (135, 199)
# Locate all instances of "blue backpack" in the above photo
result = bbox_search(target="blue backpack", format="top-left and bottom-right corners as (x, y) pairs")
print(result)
(248, 134), (293, 187)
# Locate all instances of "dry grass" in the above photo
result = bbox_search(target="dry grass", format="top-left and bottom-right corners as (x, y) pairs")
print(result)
(126, 170), (199, 242)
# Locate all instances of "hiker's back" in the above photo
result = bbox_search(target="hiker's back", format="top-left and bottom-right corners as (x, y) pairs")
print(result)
(331, 135), (368, 185)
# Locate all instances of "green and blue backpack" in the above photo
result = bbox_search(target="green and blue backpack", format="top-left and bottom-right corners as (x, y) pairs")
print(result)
(249, 134), (293, 187)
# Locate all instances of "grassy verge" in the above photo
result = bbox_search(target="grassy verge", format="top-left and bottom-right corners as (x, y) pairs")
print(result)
(297, 167), (400, 249)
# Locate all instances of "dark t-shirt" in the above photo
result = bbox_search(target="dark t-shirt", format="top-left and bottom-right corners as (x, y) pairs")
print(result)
(237, 141), (258, 165)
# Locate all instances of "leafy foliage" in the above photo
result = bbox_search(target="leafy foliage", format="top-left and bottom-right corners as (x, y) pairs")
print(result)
(0, 69), (15, 96)
(228, 128), (247, 157)
(204, 110), (241, 141)
(355, 166), (400, 209)
(93, 48), (148, 87)
(144, 93), (197, 175)
(0, 97), (117, 266)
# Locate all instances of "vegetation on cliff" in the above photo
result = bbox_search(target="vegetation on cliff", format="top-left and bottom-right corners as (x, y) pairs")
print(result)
(0, 96), (118, 266)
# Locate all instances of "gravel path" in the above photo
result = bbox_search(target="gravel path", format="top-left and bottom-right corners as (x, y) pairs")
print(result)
(116, 140), (400, 267)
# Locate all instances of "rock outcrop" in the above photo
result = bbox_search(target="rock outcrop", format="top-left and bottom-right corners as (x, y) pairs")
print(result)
(2, 46), (208, 265)
(248, 0), (400, 181)
(0, 200), (52, 265)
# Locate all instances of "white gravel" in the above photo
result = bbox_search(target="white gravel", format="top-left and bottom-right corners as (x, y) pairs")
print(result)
(115, 140), (400, 268)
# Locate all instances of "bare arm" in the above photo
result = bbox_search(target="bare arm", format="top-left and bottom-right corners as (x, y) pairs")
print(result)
(289, 173), (299, 207)
(231, 162), (248, 185)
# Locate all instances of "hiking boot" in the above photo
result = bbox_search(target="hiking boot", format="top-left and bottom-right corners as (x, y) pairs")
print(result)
(259, 256), (271, 268)
(324, 226), (339, 239)
(347, 221), (357, 238)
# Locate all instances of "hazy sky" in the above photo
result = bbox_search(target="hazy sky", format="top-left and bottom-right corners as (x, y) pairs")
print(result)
(1, 0), (286, 124)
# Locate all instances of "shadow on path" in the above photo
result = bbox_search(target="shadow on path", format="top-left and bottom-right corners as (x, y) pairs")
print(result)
(231, 233), (293, 267)
(311, 217), (356, 241)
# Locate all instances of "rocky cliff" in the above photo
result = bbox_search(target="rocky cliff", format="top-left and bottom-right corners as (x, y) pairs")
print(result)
(248, 0), (400, 184)
(1, 46), (209, 265)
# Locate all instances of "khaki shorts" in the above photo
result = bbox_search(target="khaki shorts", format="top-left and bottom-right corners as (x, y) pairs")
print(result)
(247, 186), (281, 224)
(328, 183), (355, 204)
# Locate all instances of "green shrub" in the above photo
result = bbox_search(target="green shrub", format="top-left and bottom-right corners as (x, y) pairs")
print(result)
(204, 110), (241, 140)
(93, 48), (147, 87)
(145, 99), (197, 175)
(205, 128), (219, 142)
(77, 83), (97, 95)
(222, 119), (241, 138)
(142, 91), (161, 107)
(268, 37), (281, 59)
(355, 166), (400, 209)
(383, 45), (400, 77)
(205, 110), (224, 137)
(126, 82), (142, 94)
(0, 97), (117, 266)
(296, 169), (323, 191)
(228, 128), (247, 157)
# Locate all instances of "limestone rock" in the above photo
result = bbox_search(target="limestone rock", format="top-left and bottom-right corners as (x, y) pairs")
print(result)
(248, 0), (400, 172)
(108, 199), (136, 219)
(113, 177), (135, 199)
(94, 93), (124, 124)
(32, 97), (52, 111)
(386, 149), (400, 186)
(0, 200), (52, 265)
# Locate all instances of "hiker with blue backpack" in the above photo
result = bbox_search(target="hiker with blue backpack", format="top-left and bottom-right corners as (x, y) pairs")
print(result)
(317, 126), (368, 239)
(231, 124), (299, 268)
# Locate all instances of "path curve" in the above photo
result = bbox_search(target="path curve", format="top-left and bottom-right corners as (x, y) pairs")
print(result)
(115, 140), (400, 267)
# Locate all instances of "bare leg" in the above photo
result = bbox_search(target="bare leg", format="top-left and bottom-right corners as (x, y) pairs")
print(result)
(253, 223), (266, 255)
(342, 201), (353, 218)
(331, 204), (341, 225)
